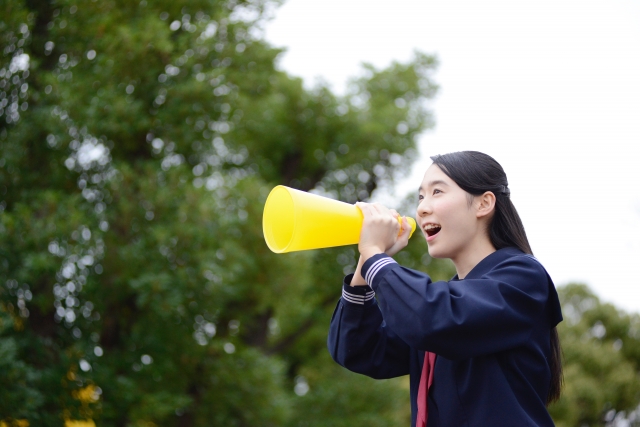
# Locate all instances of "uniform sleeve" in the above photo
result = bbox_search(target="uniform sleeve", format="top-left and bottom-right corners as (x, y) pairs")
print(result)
(327, 274), (411, 379)
(362, 253), (551, 360)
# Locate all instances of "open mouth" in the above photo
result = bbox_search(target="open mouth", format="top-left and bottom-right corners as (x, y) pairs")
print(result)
(424, 224), (441, 237)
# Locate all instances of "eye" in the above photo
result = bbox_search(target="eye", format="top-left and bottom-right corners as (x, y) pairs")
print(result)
(432, 188), (442, 195)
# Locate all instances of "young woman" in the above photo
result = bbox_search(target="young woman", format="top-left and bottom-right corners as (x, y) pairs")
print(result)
(327, 151), (563, 427)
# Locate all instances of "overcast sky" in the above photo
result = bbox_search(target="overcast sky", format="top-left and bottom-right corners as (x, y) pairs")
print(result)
(263, 0), (640, 313)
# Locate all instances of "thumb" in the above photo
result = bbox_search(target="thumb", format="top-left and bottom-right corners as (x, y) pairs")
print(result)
(398, 216), (412, 239)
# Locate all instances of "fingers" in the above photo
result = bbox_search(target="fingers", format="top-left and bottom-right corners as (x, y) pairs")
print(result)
(385, 217), (412, 257)
(355, 202), (374, 218)
(356, 202), (395, 220)
(356, 202), (402, 257)
(358, 203), (401, 235)
(356, 201), (412, 257)
(398, 216), (412, 239)
(395, 217), (411, 245)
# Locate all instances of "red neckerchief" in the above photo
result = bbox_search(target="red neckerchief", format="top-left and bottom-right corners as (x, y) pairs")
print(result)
(417, 351), (437, 427)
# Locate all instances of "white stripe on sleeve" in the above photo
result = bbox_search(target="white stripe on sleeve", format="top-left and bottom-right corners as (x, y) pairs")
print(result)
(364, 258), (397, 285)
(342, 288), (376, 305)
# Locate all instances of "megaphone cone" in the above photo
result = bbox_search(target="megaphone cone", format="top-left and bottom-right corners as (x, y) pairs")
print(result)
(262, 185), (416, 253)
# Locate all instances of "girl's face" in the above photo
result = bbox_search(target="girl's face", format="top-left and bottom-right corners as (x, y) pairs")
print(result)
(416, 164), (482, 260)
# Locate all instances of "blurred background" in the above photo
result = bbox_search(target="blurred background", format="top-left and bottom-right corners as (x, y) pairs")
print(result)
(1, 0), (639, 426)
(266, 0), (640, 315)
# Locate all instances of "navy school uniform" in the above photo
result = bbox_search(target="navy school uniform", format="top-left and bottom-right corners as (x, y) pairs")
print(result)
(327, 247), (563, 427)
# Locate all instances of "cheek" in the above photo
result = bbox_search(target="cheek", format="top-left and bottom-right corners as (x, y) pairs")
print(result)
(436, 199), (472, 233)
(433, 199), (456, 221)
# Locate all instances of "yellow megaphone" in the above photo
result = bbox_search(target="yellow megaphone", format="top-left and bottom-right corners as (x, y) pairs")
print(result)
(262, 185), (417, 253)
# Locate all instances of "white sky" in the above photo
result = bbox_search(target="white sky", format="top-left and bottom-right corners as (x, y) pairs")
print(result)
(263, 0), (640, 313)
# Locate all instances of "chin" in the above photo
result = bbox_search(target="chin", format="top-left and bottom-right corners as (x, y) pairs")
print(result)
(426, 245), (447, 259)
(426, 240), (458, 260)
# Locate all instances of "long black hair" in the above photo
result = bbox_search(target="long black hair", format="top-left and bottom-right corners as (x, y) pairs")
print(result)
(430, 151), (563, 405)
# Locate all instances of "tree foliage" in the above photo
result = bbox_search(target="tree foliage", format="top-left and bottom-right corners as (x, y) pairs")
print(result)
(549, 284), (640, 427)
(1, 0), (444, 425)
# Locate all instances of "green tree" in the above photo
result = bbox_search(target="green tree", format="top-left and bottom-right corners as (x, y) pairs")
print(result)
(549, 284), (640, 427)
(1, 0), (445, 425)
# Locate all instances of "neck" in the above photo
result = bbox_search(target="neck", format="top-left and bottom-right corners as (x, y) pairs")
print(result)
(451, 234), (496, 279)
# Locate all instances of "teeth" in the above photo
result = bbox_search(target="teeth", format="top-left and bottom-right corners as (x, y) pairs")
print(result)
(423, 223), (441, 237)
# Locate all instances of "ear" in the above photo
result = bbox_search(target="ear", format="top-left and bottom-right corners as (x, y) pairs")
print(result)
(475, 191), (496, 219)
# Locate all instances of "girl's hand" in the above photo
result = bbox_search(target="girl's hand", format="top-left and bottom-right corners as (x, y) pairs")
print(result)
(356, 203), (409, 259)
(385, 213), (411, 257)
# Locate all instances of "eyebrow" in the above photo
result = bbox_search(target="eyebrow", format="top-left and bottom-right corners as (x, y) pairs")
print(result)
(419, 180), (450, 192)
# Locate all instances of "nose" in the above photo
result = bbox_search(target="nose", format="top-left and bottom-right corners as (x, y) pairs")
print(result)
(417, 198), (432, 218)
